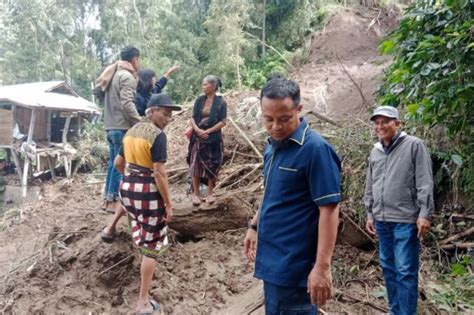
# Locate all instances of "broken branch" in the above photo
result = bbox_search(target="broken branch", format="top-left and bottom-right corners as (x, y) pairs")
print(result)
(439, 227), (474, 245)
(228, 117), (263, 160)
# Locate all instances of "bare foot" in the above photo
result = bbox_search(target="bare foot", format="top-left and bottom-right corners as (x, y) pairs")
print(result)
(191, 195), (201, 205)
(206, 195), (216, 204)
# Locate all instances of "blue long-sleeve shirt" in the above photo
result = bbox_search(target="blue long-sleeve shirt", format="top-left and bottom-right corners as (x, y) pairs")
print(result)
(136, 76), (168, 116)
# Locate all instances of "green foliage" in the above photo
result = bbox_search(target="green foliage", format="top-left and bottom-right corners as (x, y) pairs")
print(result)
(451, 255), (471, 276)
(268, 0), (324, 50)
(0, 0), (330, 101)
(243, 53), (288, 89)
(378, 2), (474, 204)
(428, 256), (474, 312)
(72, 120), (108, 173)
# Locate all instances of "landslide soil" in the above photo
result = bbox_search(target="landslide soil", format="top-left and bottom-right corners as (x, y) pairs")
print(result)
(0, 6), (403, 315)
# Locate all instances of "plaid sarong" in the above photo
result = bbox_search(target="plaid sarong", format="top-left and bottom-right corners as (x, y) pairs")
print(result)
(187, 118), (224, 181)
(119, 168), (169, 258)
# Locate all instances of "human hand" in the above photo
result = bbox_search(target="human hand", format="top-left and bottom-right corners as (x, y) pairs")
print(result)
(417, 217), (430, 239)
(307, 266), (332, 306)
(164, 204), (173, 223)
(243, 229), (257, 262)
(366, 219), (376, 235)
(196, 128), (209, 140)
(165, 64), (180, 77)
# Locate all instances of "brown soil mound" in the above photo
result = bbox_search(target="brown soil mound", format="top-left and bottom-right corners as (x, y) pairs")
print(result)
(0, 179), (258, 314)
(294, 6), (401, 119)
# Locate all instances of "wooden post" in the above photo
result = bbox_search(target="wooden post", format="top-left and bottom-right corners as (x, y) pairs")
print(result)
(46, 110), (52, 142)
(22, 108), (37, 197)
(47, 156), (56, 179)
(62, 115), (72, 178)
(10, 148), (23, 181)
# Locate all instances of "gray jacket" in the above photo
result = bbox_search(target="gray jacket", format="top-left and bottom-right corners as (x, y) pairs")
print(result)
(104, 69), (141, 130)
(364, 132), (434, 223)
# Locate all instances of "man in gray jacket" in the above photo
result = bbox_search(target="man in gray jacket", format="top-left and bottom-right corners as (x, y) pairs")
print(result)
(100, 46), (142, 213)
(364, 106), (433, 315)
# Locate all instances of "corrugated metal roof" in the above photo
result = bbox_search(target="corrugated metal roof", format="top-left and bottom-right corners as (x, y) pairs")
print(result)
(0, 81), (100, 114)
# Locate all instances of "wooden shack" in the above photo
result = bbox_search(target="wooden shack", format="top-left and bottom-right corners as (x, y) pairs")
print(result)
(0, 81), (100, 194)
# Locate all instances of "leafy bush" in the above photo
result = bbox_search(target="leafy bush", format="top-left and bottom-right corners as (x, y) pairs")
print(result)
(243, 53), (288, 89)
(378, 1), (474, 205)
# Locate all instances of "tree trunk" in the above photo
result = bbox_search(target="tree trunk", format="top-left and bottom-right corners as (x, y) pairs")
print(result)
(262, 0), (266, 57)
(168, 195), (253, 238)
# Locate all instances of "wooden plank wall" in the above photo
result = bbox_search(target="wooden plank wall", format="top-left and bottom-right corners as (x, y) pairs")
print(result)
(0, 108), (13, 146)
(14, 107), (48, 141)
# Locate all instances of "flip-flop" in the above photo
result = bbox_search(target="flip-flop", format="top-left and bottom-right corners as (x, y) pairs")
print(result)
(101, 228), (115, 243)
(137, 299), (161, 315)
(191, 195), (201, 206)
(206, 195), (216, 204)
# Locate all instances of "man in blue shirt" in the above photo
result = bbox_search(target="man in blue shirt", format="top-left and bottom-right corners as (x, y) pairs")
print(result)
(244, 76), (341, 314)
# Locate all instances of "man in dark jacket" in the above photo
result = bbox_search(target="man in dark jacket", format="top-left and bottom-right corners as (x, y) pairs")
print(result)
(364, 106), (433, 315)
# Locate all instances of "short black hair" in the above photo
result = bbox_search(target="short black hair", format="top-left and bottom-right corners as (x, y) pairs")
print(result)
(260, 74), (300, 107)
(120, 46), (140, 62)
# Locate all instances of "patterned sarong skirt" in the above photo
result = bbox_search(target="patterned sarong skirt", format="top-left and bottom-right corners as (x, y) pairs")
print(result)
(119, 173), (168, 258)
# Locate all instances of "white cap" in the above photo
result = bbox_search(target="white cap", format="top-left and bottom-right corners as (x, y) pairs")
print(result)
(370, 106), (399, 121)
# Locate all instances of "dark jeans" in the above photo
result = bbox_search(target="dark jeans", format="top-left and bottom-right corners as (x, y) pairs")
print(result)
(104, 129), (126, 202)
(264, 281), (317, 315)
(375, 221), (419, 315)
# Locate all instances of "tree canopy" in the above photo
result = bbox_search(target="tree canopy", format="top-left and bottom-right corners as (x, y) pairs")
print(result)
(0, 0), (322, 102)
(378, 0), (473, 203)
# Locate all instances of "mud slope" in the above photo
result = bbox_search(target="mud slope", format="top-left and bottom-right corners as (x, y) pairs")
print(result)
(294, 7), (400, 119)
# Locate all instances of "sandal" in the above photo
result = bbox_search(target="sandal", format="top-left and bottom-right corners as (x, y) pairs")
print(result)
(191, 195), (201, 206)
(206, 195), (216, 204)
(101, 228), (115, 243)
(137, 299), (161, 315)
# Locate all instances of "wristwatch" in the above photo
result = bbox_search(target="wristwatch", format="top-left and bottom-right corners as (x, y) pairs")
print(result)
(247, 223), (258, 231)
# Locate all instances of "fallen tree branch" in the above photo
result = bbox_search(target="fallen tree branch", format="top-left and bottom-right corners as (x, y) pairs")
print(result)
(224, 163), (262, 190)
(439, 227), (474, 245)
(334, 289), (388, 313)
(305, 110), (342, 127)
(98, 254), (134, 276)
(228, 116), (263, 160)
(167, 166), (189, 174)
(215, 163), (261, 190)
(440, 242), (474, 250)
(450, 213), (474, 222)
(336, 54), (370, 108)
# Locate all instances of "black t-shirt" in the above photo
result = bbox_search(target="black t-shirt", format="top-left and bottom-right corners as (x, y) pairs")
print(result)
(151, 132), (167, 162)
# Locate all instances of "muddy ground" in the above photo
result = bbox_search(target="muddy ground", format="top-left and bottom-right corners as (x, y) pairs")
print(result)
(0, 6), (442, 315)
(0, 178), (391, 314)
